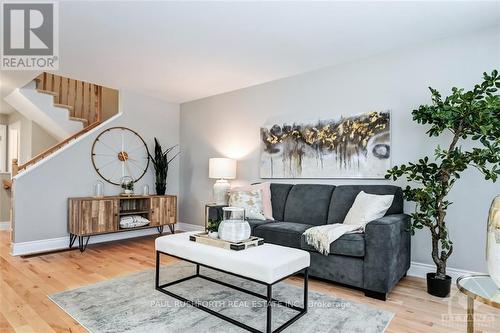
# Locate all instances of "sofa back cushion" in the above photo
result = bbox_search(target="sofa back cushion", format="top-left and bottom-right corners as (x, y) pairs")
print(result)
(270, 183), (293, 221)
(283, 184), (335, 225)
(327, 185), (403, 224)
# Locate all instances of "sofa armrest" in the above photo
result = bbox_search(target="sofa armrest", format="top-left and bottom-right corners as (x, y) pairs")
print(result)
(367, 214), (410, 226)
(363, 214), (411, 295)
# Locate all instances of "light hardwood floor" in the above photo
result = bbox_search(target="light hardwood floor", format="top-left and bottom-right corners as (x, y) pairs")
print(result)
(0, 230), (498, 333)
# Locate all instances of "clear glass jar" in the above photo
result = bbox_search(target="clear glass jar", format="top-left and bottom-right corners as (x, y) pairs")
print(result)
(142, 184), (150, 196)
(120, 176), (134, 195)
(218, 207), (250, 243)
(222, 206), (245, 221)
(93, 180), (104, 197)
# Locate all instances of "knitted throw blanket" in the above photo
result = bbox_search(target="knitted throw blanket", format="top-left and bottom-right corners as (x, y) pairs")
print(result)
(303, 223), (364, 255)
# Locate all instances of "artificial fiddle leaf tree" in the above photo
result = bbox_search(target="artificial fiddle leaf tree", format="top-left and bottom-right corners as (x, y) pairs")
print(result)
(387, 70), (500, 284)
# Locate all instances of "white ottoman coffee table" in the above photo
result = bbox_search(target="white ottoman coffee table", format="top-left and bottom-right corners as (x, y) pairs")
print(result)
(155, 232), (310, 333)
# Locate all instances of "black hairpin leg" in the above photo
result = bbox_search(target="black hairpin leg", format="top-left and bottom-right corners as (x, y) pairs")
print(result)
(78, 236), (90, 252)
(69, 234), (77, 248)
(157, 226), (164, 234)
(168, 224), (175, 234)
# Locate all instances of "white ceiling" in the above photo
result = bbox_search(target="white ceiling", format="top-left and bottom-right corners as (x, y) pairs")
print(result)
(1, 1), (500, 112)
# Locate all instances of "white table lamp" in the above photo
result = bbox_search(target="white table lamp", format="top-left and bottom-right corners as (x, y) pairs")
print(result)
(209, 158), (236, 205)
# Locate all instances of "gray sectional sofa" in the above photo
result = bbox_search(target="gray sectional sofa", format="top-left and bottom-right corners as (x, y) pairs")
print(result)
(210, 183), (411, 300)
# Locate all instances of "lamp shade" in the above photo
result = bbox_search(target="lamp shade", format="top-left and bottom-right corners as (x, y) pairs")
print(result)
(209, 158), (236, 179)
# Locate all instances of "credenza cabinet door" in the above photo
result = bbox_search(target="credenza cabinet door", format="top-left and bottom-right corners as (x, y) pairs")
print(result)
(71, 199), (118, 235)
(150, 196), (176, 226)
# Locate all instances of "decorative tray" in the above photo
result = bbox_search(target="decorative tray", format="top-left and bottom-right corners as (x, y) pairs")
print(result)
(189, 232), (264, 251)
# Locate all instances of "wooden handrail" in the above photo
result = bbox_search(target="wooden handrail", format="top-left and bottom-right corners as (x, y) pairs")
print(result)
(16, 121), (101, 174)
(35, 73), (102, 125)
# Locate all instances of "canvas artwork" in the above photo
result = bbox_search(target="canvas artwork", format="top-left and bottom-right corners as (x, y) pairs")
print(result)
(260, 111), (391, 178)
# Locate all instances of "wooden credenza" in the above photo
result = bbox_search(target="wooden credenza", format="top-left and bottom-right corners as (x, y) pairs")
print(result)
(68, 195), (177, 251)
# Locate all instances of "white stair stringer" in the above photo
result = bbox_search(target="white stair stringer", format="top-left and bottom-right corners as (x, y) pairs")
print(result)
(4, 81), (83, 141)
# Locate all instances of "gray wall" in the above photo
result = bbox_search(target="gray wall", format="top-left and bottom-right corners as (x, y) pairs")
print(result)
(6, 111), (59, 165)
(101, 87), (120, 121)
(13, 90), (180, 243)
(31, 121), (58, 157)
(180, 27), (500, 273)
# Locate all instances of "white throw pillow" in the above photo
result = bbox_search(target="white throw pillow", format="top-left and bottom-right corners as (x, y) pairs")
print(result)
(229, 189), (266, 220)
(343, 191), (394, 226)
(231, 182), (274, 220)
(120, 215), (150, 229)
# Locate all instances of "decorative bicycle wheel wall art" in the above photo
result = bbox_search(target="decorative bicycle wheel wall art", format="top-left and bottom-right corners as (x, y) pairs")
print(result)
(91, 127), (150, 186)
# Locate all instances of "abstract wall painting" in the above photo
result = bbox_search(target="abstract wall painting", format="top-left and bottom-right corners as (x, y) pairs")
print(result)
(260, 111), (391, 178)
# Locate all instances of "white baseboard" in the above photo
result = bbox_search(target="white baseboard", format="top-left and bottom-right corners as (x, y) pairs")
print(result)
(0, 221), (10, 231)
(408, 261), (484, 282)
(11, 228), (162, 256)
(11, 223), (204, 256)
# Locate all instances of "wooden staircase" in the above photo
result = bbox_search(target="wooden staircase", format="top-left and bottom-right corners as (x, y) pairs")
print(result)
(11, 73), (103, 177)
(35, 72), (102, 127)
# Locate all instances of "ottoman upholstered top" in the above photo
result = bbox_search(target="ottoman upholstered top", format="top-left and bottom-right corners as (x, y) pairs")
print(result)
(155, 232), (310, 284)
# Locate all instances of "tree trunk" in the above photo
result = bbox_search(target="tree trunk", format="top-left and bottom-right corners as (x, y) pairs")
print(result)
(436, 259), (447, 279)
(431, 233), (448, 279)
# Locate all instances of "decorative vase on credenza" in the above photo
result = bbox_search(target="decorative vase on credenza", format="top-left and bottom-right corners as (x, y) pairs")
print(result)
(487, 195), (500, 288)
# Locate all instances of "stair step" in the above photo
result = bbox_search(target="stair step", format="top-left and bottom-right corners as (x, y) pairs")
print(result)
(53, 103), (73, 111)
(36, 89), (58, 96)
(69, 117), (88, 124)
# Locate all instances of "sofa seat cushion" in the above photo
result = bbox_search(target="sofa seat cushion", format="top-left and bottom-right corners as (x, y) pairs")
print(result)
(300, 232), (365, 257)
(247, 219), (273, 233)
(254, 222), (314, 249)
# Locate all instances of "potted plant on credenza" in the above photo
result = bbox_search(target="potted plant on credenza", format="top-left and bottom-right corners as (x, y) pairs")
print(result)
(149, 138), (179, 195)
(387, 70), (500, 297)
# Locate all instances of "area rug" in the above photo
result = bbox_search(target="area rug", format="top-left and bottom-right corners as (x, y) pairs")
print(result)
(49, 262), (394, 333)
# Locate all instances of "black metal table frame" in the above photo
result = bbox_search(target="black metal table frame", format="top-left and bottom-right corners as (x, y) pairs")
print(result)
(155, 250), (309, 333)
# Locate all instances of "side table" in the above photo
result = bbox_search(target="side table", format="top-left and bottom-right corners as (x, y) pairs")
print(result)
(456, 275), (500, 333)
(204, 203), (227, 231)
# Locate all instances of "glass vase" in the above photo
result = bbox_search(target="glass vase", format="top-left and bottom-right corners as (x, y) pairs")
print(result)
(218, 207), (250, 243)
(142, 184), (150, 196)
(120, 176), (134, 196)
(93, 180), (104, 197)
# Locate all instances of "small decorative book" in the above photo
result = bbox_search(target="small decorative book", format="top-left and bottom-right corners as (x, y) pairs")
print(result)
(189, 232), (264, 251)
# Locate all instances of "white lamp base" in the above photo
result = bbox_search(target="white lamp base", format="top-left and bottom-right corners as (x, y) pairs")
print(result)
(213, 179), (230, 205)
